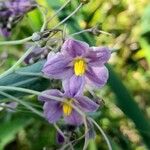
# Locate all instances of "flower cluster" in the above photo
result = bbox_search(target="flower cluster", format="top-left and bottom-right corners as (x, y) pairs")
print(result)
(39, 38), (111, 126)
(0, 0), (36, 37)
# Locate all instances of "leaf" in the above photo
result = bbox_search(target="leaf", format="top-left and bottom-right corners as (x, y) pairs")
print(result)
(139, 38), (150, 65)
(0, 117), (32, 150)
(46, 0), (62, 9)
(0, 60), (49, 99)
(107, 65), (150, 148)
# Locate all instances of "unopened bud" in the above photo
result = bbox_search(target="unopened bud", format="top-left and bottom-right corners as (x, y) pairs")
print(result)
(91, 26), (101, 36)
(32, 32), (41, 41)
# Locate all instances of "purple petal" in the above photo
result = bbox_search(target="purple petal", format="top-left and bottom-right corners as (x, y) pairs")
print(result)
(38, 89), (63, 102)
(42, 52), (73, 79)
(61, 38), (89, 58)
(64, 110), (83, 126)
(86, 66), (109, 88)
(87, 47), (111, 67)
(44, 101), (62, 124)
(63, 75), (85, 97)
(75, 96), (99, 112)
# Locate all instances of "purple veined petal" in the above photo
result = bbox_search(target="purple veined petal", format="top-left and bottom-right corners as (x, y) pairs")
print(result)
(85, 66), (109, 88)
(42, 52), (73, 79)
(64, 109), (83, 126)
(63, 75), (85, 97)
(61, 38), (89, 58)
(38, 89), (63, 102)
(75, 96), (99, 112)
(43, 101), (62, 124)
(86, 47), (111, 67)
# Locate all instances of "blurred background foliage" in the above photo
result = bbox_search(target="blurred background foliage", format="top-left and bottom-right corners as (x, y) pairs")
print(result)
(0, 0), (150, 150)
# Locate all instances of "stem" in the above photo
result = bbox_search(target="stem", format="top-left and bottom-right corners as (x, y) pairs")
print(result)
(70, 103), (89, 150)
(0, 86), (63, 102)
(0, 91), (44, 117)
(89, 118), (112, 150)
(52, 3), (83, 29)
(46, 0), (71, 24)
(70, 29), (92, 36)
(54, 123), (66, 140)
(61, 134), (85, 150)
(11, 77), (38, 87)
(37, 5), (47, 32)
(70, 28), (112, 37)
(0, 36), (32, 46)
(15, 71), (44, 78)
(0, 45), (35, 79)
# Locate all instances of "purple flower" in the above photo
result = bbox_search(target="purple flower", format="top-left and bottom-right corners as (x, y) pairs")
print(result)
(0, 0), (36, 37)
(43, 38), (111, 93)
(38, 86), (99, 126)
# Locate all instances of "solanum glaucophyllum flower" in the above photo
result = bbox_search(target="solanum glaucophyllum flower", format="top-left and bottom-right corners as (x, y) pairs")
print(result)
(43, 38), (111, 93)
(38, 85), (99, 126)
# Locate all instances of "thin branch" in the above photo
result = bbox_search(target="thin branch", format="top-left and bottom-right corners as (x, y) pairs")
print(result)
(46, 0), (72, 24)
(0, 45), (35, 79)
(89, 118), (112, 150)
(52, 3), (83, 29)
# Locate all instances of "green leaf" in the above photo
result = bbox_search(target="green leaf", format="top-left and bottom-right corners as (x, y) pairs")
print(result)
(0, 60), (48, 99)
(46, 0), (62, 9)
(0, 117), (32, 150)
(107, 65), (150, 148)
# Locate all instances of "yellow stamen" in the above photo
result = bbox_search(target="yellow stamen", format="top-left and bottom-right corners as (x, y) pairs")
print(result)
(62, 99), (73, 116)
(74, 58), (86, 76)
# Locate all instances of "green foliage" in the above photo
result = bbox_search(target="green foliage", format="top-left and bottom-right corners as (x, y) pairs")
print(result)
(0, 116), (32, 150)
(0, 61), (48, 99)
(0, 0), (150, 149)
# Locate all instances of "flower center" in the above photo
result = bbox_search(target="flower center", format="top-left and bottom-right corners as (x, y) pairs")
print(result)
(74, 58), (86, 76)
(62, 99), (73, 116)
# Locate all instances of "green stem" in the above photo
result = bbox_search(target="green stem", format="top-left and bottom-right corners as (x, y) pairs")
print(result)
(0, 86), (62, 102)
(54, 123), (66, 140)
(37, 5), (47, 32)
(89, 118), (112, 150)
(11, 77), (38, 87)
(52, 3), (83, 29)
(0, 46), (35, 79)
(0, 91), (44, 117)
(0, 36), (32, 46)
(15, 71), (44, 78)
(46, 0), (71, 24)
